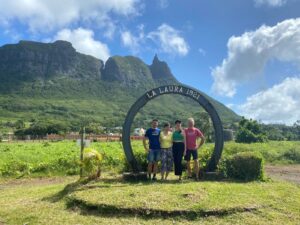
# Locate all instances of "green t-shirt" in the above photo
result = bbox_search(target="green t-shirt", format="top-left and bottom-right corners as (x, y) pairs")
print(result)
(172, 130), (184, 142)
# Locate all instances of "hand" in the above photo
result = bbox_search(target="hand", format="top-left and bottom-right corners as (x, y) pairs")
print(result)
(145, 147), (149, 152)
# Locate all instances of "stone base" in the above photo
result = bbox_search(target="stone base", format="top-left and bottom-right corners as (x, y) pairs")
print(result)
(123, 172), (148, 181)
(202, 171), (224, 180)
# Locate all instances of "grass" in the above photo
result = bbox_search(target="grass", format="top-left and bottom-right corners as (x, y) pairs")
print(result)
(0, 140), (300, 177)
(0, 141), (299, 224)
(0, 174), (299, 224)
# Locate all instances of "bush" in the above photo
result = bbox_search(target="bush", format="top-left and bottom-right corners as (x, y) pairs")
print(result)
(82, 148), (103, 178)
(122, 151), (148, 172)
(221, 152), (265, 181)
(282, 148), (300, 163)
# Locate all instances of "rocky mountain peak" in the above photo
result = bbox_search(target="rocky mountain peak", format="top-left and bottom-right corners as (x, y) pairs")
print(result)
(149, 54), (176, 81)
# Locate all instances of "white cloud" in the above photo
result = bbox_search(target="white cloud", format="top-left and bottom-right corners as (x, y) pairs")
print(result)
(254, 0), (286, 7)
(54, 28), (110, 61)
(157, 0), (169, 9)
(198, 48), (206, 56)
(121, 25), (144, 53)
(239, 77), (300, 125)
(148, 24), (189, 56)
(0, 0), (140, 33)
(212, 18), (300, 97)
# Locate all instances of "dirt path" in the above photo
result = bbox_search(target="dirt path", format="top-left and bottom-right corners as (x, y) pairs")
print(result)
(265, 165), (300, 184)
(0, 176), (76, 189)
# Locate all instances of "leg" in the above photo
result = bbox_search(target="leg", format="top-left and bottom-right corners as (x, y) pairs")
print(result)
(187, 161), (192, 177)
(165, 172), (169, 180)
(147, 163), (153, 177)
(178, 144), (184, 180)
(185, 150), (192, 177)
(194, 159), (199, 179)
(172, 146), (178, 176)
(161, 150), (166, 180)
(173, 144), (181, 177)
(153, 162), (158, 177)
(193, 150), (199, 180)
(165, 149), (172, 180)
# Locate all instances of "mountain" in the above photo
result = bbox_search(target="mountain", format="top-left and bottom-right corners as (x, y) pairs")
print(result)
(0, 40), (240, 131)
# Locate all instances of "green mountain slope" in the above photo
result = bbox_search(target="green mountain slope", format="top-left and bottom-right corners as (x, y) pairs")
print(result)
(0, 41), (240, 131)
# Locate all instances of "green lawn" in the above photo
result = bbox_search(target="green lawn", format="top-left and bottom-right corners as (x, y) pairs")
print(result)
(0, 174), (299, 225)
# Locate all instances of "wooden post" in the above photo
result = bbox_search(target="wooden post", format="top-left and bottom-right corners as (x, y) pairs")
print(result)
(80, 126), (85, 177)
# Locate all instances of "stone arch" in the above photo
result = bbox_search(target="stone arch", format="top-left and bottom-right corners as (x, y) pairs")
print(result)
(122, 84), (224, 172)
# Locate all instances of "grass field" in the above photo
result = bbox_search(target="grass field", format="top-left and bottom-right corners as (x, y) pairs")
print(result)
(0, 141), (300, 224)
(0, 174), (299, 225)
(0, 140), (300, 177)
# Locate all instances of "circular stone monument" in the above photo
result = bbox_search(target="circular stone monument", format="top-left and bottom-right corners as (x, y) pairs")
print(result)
(122, 84), (224, 172)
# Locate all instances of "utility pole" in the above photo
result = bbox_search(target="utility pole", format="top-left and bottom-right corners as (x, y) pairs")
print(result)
(80, 126), (85, 177)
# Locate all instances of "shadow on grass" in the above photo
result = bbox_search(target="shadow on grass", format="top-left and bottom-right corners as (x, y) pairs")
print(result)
(43, 175), (261, 204)
(42, 176), (160, 203)
(42, 178), (95, 202)
(66, 196), (260, 220)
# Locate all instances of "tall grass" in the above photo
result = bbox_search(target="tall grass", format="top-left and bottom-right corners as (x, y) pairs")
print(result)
(0, 140), (299, 177)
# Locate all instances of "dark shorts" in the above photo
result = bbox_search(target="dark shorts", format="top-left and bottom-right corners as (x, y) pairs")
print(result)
(147, 149), (161, 163)
(184, 149), (198, 161)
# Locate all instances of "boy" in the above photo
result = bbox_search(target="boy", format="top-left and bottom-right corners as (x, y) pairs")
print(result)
(143, 119), (161, 180)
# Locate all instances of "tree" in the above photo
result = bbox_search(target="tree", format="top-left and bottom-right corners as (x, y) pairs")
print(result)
(14, 120), (25, 129)
(193, 112), (213, 142)
(236, 117), (267, 143)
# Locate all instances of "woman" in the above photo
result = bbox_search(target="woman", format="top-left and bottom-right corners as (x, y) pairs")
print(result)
(159, 122), (173, 180)
(172, 120), (186, 181)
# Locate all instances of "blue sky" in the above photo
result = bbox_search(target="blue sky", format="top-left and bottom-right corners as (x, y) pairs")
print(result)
(0, 0), (300, 124)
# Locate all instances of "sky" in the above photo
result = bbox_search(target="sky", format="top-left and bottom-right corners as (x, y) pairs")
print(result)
(0, 0), (300, 125)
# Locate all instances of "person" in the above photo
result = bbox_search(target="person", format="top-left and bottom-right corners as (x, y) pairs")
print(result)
(172, 120), (186, 181)
(159, 122), (173, 180)
(184, 118), (205, 180)
(143, 119), (161, 180)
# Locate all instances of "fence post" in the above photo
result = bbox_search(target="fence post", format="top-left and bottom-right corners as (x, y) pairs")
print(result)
(79, 126), (85, 177)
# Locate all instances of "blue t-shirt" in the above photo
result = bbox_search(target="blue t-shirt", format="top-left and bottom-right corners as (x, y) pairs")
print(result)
(145, 128), (161, 150)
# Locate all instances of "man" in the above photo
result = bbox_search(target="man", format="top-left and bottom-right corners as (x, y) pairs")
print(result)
(184, 118), (205, 180)
(143, 119), (161, 180)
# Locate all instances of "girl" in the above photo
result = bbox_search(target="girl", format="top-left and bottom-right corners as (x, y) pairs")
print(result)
(172, 120), (186, 181)
(160, 122), (173, 180)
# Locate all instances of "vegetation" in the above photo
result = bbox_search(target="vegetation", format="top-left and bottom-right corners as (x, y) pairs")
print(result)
(82, 148), (103, 178)
(0, 175), (299, 224)
(236, 117), (267, 143)
(0, 41), (241, 134)
(0, 137), (299, 225)
(0, 140), (299, 178)
(221, 152), (265, 181)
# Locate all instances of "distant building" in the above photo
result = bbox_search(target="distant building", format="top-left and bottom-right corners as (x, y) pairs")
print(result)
(134, 128), (145, 136)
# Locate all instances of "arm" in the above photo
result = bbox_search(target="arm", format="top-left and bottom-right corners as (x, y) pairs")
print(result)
(196, 129), (205, 149)
(196, 136), (205, 149)
(183, 129), (187, 155)
(143, 136), (149, 152)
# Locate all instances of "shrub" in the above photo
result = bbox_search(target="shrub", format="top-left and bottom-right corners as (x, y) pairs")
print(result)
(221, 152), (265, 181)
(282, 147), (300, 163)
(122, 151), (148, 172)
(82, 148), (103, 178)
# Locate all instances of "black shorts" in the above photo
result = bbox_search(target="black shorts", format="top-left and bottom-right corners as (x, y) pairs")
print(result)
(184, 149), (198, 161)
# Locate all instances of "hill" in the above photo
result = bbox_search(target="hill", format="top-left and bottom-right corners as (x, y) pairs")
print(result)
(0, 40), (240, 132)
